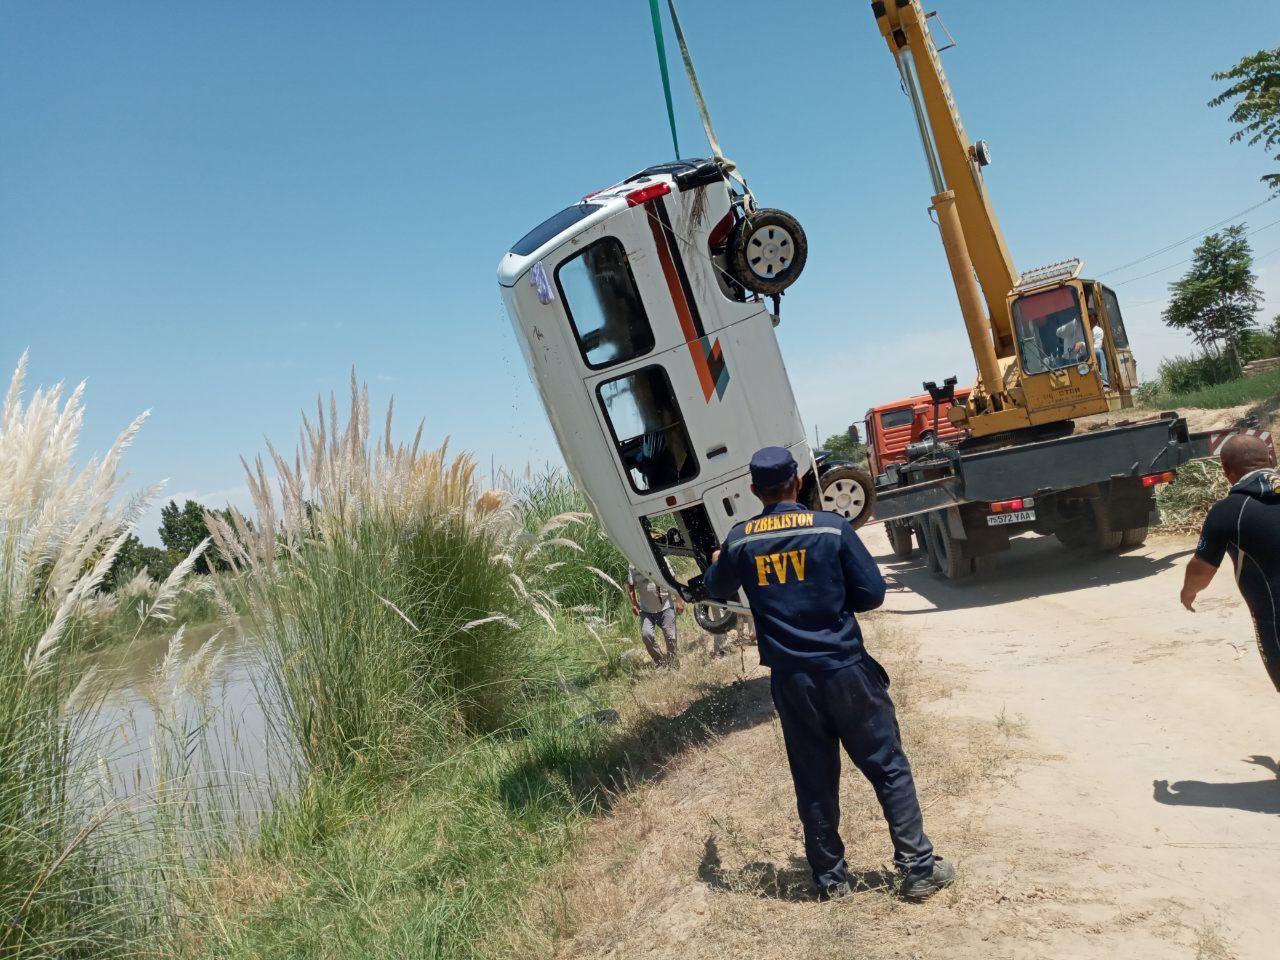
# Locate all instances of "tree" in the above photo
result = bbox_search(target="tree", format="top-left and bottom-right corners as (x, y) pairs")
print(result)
(821, 427), (868, 467)
(158, 499), (229, 574)
(1162, 225), (1261, 375)
(104, 533), (176, 589)
(1211, 49), (1280, 194)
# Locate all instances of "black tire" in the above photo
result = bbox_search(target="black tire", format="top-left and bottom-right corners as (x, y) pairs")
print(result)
(819, 465), (876, 529)
(726, 208), (808, 296)
(1119, 525), (1149, 549)
(694, 602), (738, 635)
(1092, 498), (1124, 552)
(918, 520), (941, 573)
(928, 513), (974, 581)
(888, 521), (914, 560)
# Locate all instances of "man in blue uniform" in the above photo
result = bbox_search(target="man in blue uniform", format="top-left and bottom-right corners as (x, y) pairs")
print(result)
(703, 446), (954, 901)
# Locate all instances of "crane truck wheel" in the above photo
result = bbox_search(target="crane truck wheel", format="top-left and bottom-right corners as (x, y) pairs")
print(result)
(819, 465), (876, 529)
(927, 513), (975, 580)
(727, 208), (808, 295)
(888, 521), (915, 560)
(694, 602), (738, 635)
(1119, 525), (1149, 549)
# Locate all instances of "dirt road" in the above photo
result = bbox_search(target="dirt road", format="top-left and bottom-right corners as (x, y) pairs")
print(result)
(554, 529), (1280, 959)
(871, 526), (1280, 958)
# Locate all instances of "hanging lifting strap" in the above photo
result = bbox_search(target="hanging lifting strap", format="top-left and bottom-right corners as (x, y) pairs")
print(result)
(649, 0), (757, 208)
(647, 0), (680, 160)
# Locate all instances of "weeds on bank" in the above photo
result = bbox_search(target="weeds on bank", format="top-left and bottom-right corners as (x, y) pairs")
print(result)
(0, 354), (206, 957)
(1136, 366), (1280, 411)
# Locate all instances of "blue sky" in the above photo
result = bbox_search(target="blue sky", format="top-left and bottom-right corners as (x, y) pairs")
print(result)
(4, 1), (1279, 543)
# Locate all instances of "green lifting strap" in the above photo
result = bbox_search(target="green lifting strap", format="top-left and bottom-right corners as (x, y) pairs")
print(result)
(648, 0), (681, 160)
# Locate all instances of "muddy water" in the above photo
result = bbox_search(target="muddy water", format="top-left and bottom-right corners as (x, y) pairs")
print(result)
(76, 624), (287, 823)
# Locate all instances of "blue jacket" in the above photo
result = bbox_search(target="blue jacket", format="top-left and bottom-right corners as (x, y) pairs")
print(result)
(702, 501), (886, 672)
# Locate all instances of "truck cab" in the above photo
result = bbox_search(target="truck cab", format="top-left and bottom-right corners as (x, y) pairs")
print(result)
(498, 159), (812, 604)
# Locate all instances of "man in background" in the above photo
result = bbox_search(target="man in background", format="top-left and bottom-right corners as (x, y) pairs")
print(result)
(1181, 434), (1280, 691)
(627, 565), (684, 667)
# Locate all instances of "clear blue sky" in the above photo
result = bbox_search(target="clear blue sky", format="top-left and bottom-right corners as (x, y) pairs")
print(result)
(4, 1), (1279, 543)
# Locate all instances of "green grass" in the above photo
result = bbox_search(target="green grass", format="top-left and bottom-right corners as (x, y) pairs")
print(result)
(1137, 366), (1280, 410)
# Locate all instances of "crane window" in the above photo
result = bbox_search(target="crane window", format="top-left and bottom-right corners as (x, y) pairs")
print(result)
(1100, 286), (1130, 349)
(558, 238), (656, 369)
(598, 366), (699, 494)
(1012, 286), (1087, 375)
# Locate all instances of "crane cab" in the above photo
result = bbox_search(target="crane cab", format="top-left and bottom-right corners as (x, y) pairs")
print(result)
(498, 159), (811, 603)
(987, 260), (1136, 431)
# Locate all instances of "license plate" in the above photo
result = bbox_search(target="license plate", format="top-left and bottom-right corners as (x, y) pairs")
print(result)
(987, 509), (1035, 526)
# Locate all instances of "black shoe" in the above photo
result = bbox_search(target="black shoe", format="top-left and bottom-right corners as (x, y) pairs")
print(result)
(817, 880), (851, 901)
(899, 858), (956, 901)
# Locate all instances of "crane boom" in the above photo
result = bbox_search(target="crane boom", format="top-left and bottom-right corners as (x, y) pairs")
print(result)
(873, 0), (1018, 354)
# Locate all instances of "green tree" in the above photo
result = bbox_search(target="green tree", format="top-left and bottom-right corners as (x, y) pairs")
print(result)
(1162, 225), (1261, 376)
(104, 533), (176, 588)
(821, 427), (867, 467)
(158, 499), (228, 574)
(1211, 48), (1280, 193)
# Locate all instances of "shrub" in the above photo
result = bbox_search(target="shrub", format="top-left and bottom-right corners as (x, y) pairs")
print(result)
(1155, 350), (1237, 396)
(0, 355), (201, 956)
(208, 378), (624, 784)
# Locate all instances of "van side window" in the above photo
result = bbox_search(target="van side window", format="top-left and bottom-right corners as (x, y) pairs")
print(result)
(598, 366), (699, 494)
(558, 238), (656, 369)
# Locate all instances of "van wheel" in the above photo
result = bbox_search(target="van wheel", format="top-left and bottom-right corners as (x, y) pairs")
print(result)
(694, 603), (738, 635)
(888, 521), (914, 560)
(727, 209), (808, 296)
(820, 466), (876, 529)
(928, 513), (974, 580)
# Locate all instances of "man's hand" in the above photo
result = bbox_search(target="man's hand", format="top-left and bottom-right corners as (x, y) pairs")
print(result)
(711, 549), (721, 564)
(1181, 557), (1218, 614)
(631, 601), (641, 616)
(675, 599), (686, 615)
(1180, 586), (1198, 612)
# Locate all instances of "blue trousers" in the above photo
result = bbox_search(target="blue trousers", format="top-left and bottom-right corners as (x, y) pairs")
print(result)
(771, 658), (934, 888)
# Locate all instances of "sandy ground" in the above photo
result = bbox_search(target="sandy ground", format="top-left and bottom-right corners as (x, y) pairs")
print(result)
(870, 525), (1280, 958)
(551, 528), (1280, 960)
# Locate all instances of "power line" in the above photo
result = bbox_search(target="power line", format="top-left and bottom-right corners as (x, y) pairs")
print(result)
(1112, 214), (1280, 287)
(1097, 195), (1278, 278)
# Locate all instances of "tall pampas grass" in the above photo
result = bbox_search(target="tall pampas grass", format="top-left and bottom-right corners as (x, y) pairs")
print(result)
(207, 375), (623, 786)
(0, 353), (203, 956)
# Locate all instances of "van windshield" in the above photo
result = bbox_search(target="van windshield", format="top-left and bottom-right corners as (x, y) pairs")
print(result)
(510, 203), (602, 256)
(1012, 286), (1087, 374)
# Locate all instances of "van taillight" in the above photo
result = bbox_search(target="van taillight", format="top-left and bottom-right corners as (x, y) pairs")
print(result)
(625, 182), (672, 206)
(1141, 471), (1176, 487)
(989, 497), (1033, 513)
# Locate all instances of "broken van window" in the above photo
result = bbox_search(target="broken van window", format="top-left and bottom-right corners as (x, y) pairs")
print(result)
(598, 366), (698, 494)
(558, 238), (655, 369)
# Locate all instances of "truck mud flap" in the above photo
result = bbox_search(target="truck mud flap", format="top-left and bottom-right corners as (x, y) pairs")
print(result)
(871, 475), (964, 524)
(958, 416), (1190, 503)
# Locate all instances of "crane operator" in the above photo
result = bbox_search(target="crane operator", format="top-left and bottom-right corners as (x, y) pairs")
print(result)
(702, 446), (955, 901)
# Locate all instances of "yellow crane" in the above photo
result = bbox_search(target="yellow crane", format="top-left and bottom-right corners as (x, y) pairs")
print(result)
(872, 0), (1137, 440)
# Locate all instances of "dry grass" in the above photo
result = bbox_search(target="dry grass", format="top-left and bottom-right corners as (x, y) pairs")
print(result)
(509, 615), (1023, 960)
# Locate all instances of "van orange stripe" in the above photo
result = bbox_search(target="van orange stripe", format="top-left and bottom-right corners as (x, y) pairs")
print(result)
(645, 206), (717, 401)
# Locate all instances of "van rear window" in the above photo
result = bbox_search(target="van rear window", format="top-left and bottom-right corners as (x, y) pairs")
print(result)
(510, 203), (602, 256)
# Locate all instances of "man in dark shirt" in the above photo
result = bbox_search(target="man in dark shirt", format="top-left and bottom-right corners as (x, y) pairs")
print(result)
(1182, 434), (1280, 690)
(703, 447), (953, 901)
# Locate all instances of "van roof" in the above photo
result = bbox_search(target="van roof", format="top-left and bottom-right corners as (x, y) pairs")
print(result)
(496, 158), (725, 288)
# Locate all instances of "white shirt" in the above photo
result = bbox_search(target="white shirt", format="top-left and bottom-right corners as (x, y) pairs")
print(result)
(1093, 325), (1105, 351)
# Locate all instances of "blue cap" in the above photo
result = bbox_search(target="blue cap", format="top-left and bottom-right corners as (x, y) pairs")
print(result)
(749, 446), (798, 488)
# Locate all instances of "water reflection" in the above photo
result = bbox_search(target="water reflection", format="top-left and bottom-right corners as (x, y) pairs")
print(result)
(76, 624), (287, 832)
